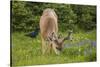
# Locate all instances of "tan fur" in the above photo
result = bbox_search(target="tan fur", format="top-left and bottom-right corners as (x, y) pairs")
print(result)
(40, 8), (58, 54)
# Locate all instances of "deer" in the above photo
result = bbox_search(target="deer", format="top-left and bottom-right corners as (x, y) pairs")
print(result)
(40, 8), (72, 55)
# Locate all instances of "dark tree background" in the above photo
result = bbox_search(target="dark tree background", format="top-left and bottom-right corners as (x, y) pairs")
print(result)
(11, 1), (96, 32)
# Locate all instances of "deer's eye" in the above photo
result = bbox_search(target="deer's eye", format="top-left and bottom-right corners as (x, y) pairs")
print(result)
(54, 40), (58, 44)
(54, 39), (57, 42)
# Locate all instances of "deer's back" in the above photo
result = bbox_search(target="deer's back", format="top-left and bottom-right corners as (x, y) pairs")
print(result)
(40, 9), (58, 39)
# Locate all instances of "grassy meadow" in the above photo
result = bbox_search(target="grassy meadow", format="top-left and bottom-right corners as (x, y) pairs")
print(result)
(11, 1), (96, 66)
(11, 30), (96, 66)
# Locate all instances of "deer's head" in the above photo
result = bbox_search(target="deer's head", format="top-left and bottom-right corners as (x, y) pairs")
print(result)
(47, 31), (73, 55)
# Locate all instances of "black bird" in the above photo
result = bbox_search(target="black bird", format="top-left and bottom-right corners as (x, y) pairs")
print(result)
(25, 27), (40, 38)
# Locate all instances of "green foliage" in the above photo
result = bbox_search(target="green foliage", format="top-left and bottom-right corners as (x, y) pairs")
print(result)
(11, 1), (96, 32)
(71, 5), (96, 31)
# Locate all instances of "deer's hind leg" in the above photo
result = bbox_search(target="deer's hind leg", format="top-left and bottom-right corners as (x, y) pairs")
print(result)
(41, 37), (47, 55)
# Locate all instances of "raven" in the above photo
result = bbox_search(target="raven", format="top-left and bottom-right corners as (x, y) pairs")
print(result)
(25, 28), (40, 38)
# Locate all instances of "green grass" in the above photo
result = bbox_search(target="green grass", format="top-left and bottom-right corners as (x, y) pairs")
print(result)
(11, 30), (96, 66)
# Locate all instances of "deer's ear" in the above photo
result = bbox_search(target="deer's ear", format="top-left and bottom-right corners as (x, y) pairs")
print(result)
(47, 32), (58, 41)
(48, 36), (52, 41)
(47, 32), (55, 41)
(47, 33), (53, 41)
(52, 32), (58, 40)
